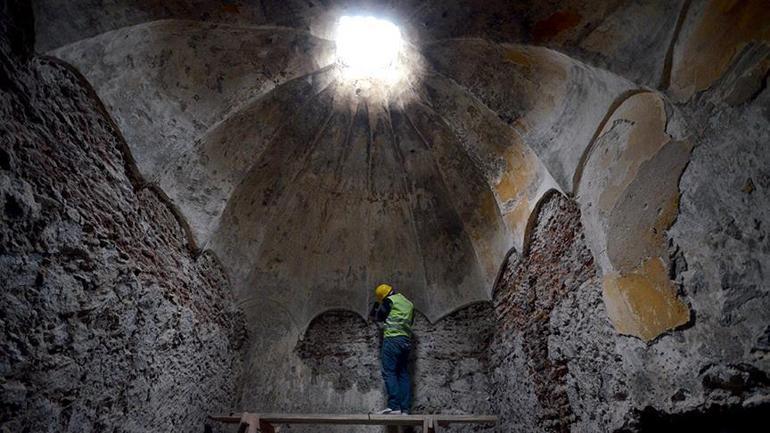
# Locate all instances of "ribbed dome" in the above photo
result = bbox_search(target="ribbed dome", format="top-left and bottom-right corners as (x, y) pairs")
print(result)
(47, 17), (556, 327)
(38, 0), (746, 343)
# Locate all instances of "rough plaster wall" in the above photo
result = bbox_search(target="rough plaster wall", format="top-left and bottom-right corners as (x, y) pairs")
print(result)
(249, 303), (493, 433)
(0, 10), (245, 432)
(410, 303), (493, 420)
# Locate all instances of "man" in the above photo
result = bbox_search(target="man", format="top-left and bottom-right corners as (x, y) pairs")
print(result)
(369, 283), (415, 415)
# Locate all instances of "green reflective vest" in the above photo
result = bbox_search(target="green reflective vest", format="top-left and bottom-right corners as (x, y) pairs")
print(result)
(384, 293), (414, 339)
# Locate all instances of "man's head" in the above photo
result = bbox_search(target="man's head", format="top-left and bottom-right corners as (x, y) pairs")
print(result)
(375, 283), (393, 302)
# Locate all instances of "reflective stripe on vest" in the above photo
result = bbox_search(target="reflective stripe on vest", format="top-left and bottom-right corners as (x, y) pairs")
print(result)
(384, 293), (414, 338)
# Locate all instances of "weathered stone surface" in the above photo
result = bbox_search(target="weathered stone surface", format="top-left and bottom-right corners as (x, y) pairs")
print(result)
(0, 14), (245, 432)
(491, 193), (596, 433)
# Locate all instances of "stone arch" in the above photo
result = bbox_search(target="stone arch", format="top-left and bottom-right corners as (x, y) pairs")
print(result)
(294, 303), (494, 422)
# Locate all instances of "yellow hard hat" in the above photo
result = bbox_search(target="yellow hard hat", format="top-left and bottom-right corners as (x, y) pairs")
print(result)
(375, 284), (393, 302)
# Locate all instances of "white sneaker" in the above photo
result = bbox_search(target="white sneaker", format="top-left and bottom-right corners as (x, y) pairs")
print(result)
(378, 408), (401, 415)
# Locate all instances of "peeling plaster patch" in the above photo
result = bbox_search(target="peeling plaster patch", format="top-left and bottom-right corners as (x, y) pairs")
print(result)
(602, 257), (690, 342)
(602, 139), (692, 342)
(502, 197), (532, 247)
(495, 142), (536, 205)
(669, 0), (770, 101)
(494, 144), (545, 244)
(578, 92), (672, 271)
(577, 92), (693, 341)
(606, 138), (692, 274)
(502, 48), (534, 67)
(595, 94), (670, 213)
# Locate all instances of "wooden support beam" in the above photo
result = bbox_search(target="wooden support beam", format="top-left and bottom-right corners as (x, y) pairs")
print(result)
(233, 413), (277, 433)
(211, 413), (496, 429)
(238, 413), (259, 433)
(260, 419), (276, 433)
(422, 415), (435, 433)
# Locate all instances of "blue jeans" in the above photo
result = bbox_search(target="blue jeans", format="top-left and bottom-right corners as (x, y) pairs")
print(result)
(381, 336), (412, 412)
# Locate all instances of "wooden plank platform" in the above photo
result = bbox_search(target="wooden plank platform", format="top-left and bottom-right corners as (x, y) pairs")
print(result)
(210, 412), (497, 433)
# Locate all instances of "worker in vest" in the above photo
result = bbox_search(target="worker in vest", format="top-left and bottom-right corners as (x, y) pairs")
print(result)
(369, 283), (415, 415)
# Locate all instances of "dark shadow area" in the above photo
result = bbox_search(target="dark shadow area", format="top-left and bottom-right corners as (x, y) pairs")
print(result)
(629, 403), (770, 433)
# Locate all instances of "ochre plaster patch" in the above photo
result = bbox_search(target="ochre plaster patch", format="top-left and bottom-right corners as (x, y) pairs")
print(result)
(503, 49), (533, 68)
(602, 257), (690, 342)
(495, 142), (535, 204)
(669, 0), (770, 100)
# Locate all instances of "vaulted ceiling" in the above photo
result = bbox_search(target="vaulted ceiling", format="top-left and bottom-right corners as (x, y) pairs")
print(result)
(35, 0), (769, 342)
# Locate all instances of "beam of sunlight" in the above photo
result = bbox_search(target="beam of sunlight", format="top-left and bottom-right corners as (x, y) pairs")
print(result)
(335, 16), (404, 83)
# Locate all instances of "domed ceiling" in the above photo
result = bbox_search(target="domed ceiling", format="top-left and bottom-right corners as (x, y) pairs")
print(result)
(34, 0), (767, 341)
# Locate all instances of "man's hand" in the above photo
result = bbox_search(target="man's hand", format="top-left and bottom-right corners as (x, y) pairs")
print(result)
(368, 301), (380, 320)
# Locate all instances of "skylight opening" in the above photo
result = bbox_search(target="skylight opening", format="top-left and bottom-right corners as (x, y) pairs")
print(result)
(335, 16), (404, 83)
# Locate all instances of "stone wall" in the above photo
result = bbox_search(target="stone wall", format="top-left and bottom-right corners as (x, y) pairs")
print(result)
(0, 5), (245, 432)
(287, 303), (494, 432)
